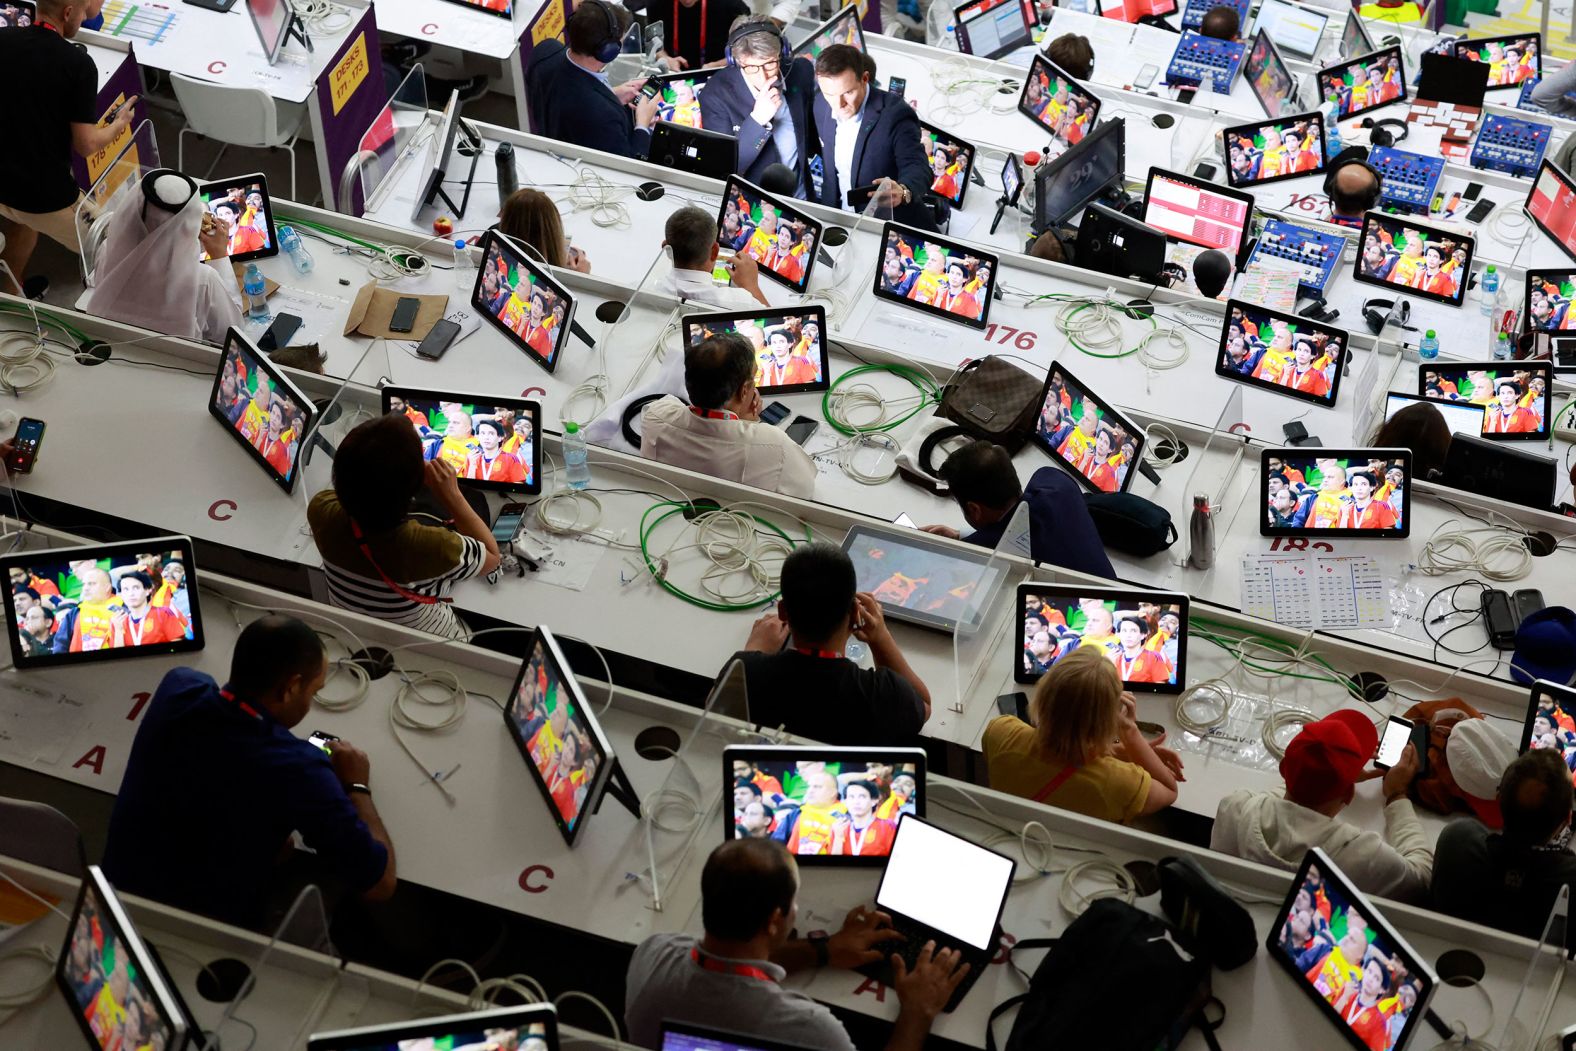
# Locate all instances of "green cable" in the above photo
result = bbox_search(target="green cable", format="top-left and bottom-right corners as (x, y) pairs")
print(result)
(275, 212), (389, 254)
(1192, 618), (1363, 695)
(0, 303), (89, 345)
(821, 362), (941, 437)
(637, 501), (809, 612)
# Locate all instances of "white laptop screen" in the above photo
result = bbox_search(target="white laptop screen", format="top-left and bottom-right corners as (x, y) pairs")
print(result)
(875, 817), (1015, 950)
(1385, 392), (1486, 437)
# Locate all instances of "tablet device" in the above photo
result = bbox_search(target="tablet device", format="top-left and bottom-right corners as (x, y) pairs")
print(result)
(1317, 47), (1407, 120)
(873, 222), (996, 329)
(503, 626), (616, 847)
(1520, 680), (1576, 757)
(1016, 583), (1187, 693)
(681, 306), (830, 395)
(381, 387), (542, 492)
(1525, 159), (1576, 266)
(1001, 153), (1025, 207)
(647, 68), (720, 128)
(309, 1005), (557, 1050)
(920, 121), (977, 209)
(840, 524), (1007, 634)
(722, 745), (925, 863)
(792, 2), (865, 58)
(1353, 212), (1474, 307)
(1267, 848), (1437, 1051)
(1142, 167), (1255, 263)
(1244, 31), (1297, 120)
(1524, 269), (1576, 335)
(1216, 299), (1346, 408)
(1260, 448), (1412, 537)
(0, 1), (34, 27)
(1455, 33), (1540, 91)
(1341, 10), (1373, 57)
(953, 0), (1035, 59)
(1017, 56), (1102, 156)
(718, 175), (822, 295)
(199, 174), (276, 264)
(209, 327), (316, 493)
(1383, 390), (1486, 438)
(1417, 361), (1551, 440)
(1033, 363), (1146, 494)
(473, 229), (579, 374)
(1222, 114), (1327, 188)
(1034, 117), (1127, 229)
(1251, 0), (1328, 59)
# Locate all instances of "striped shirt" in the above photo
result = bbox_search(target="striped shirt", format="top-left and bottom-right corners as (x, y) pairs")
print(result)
(307, 491), (486, 639)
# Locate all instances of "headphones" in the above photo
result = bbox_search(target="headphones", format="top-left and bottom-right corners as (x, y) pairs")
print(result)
(586, 0), (622, 64)
(1361, 297), (1413, 335)
(724, 18), (790, 67)
(1360, 116), (1408, 147)
(1322, 154), (1383, 215)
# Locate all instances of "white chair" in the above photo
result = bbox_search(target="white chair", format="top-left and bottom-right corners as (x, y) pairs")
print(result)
(0, 796), (87, 876)
(170, 73), (307, 201)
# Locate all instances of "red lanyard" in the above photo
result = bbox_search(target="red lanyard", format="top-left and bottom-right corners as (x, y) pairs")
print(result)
(37, 18), (60, 32)
(350, 518), (453, 605)
(219, 688), (265, 722)
(675, 0), (708, 56)
(690, 945), (774, 982)
(689, 406), (739, 421)
(795, 647), (843, 659)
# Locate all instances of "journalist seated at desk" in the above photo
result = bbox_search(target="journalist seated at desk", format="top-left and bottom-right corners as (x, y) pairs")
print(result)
(661, 204), (770, 308)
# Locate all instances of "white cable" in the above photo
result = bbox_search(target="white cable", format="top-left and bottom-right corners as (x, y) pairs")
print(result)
(1058, 858), (1137, 917)
(555, 990), (627, 1047)
(0, 865), (69, 922)
(1173, 677), (1237, 736)
(834, 432), (900, 485)
(1414, 515), (1534, 582)
(1141, 422), (1185, 470)
(389, 669), (468, 804)
(1134, 326), (1190, 370)
(0, 944), (55, 1012)
(291, 0), (352, 31)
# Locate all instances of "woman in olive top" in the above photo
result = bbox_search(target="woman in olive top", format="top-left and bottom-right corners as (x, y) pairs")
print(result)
(982, 647), (1184, 823)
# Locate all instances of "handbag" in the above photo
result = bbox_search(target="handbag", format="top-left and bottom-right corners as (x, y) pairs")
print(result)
(1083, 492), (1177, 556)
(935, 356), (1045, 454)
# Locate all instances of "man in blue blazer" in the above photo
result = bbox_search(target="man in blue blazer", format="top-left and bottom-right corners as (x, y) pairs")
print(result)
(810, 44), (935, 230)
(526, 0), (661, 159)
(698, 19), (817, 197)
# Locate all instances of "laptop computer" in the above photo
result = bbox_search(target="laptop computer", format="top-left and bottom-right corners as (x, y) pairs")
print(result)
(858, 814), (1016, 1012)
(660, 1020), (819, 1051)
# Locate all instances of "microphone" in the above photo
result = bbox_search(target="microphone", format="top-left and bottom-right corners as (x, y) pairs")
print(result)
(760, 163), (797, 197)
(1192, 249), (1232, 300)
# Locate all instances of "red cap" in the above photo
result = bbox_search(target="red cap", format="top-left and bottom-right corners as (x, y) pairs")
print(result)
(1280, 710), (1379, 807)
(1024, 151), (1042, 166)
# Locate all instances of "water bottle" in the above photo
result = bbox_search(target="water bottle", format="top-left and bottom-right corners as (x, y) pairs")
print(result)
(1479, 264), (1499, 317)
(562, 421), (591, 490)
(495, 142), (518, 200)
(453, 239), (473, 292)
(1187, 494), (1215, 571)
(1321, 96), (1343, 158)
(1493, 332), (1512, 360)
(1418, 329), (1439, 361)
(243, 263), (268, 320)
(277, 225), (313, 274)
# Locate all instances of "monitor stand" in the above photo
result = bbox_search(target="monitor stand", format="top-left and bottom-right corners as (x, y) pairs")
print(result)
(595, 758), (642, 820)
(426, 119), (485, 220)
(282, 12), (313, 54)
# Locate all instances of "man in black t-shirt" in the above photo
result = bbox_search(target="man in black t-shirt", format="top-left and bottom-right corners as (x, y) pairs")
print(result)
(0, 0), (137, 286)
(653, 0), (750, 70)
(734, 542), (929, 746)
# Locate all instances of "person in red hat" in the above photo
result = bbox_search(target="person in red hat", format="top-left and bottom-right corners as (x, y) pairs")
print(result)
(1210, 709), (1434, 902)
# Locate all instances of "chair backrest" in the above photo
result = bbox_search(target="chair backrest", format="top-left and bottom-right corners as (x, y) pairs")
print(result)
(0, 796), (87, 877)
(170, 73), (280, 148)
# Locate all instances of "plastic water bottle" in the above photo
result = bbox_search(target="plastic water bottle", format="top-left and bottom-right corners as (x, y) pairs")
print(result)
(1187, 494), (1214, 571)
(277, 225), (313, 274)
(1321, 96), (1343, 158)
(562, 421), (591, 490)
(243, 263), (268, 320)
(453, 239), (473, 292)
(1419, 329), (1439, 361)
(1479, 264), (1499, 317)
(1493, 332), (1512, 360)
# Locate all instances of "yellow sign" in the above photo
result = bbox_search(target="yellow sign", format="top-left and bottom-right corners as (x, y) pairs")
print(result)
(329, 32), (370, 116)
(531, 0), (565, 48)
(86, 94), (139, 204)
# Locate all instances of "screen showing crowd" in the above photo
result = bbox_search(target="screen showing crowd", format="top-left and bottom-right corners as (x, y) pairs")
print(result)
(1221, 304), (1344, 402)
(1524, 686), (1576, 778)
(1020, 592), (1182, 685)
(684, 311), (827, 392)
(0, 2), (33, 26)
(794, 5), (862, 58)
(1420, 367), (1548, 435)
(1245, 33), (1295, 118)
(1319, 49), (1404, 118)
(389, 396), (536, 486)
(1527, 273), (1576, 331)
(477, 239), (571, 368)
(1226, 118), (1325, 186)
(336, 1020), (550, 1051)
(731, 757), (919, 857)
(720, 186), (817, 290)
(214, 339), (306, 484)
(921, 126), (974, 207)
(1035, 368), (1141, 493)
(508, 639), (600, 833)
(1357, 218), (1470, 304)
(1019, 57), (1100, 153)
(1456, 35), (1538, 87)
(845, 531), (989, 627)
(1266, 456), (1407, 531)
(877, 230), (992, 323)
(10, 550), (195, 659)
(200, 180), (273, 261)
(654, 74), (707, 127)
(60, 879), (180, 1051)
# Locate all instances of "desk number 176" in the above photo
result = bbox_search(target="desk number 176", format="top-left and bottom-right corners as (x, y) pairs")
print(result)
(983, 323), (1036, 350)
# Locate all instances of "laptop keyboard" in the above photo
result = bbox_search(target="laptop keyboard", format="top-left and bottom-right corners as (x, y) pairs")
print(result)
(864, 914), (992, 1012)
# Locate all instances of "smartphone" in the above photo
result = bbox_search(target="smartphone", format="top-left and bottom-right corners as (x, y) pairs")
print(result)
(1136, 63), (1159, 89)
(388, 296), (421, 334)
(785, 415), (819, 445)
(638, 77), (661, 100)
(1481, 589), (1517, 649)
(1374, 716), (1414, 769)
(1193, 162), (1218, 180)
(892, 512), (917, 528)
(888, 75), (908, 96)
(416, 318), (462, 361)
(995, 691), (1029, 719)
(759, 400), (790, 426)
(846, 183), (879, 210)
(258, 311), (303, 352)
(493, 501), (528, 543)
(1463, 182), (1483, 202)
(6, 417), (43, 475)
(1513, 588), (1545, 625)
(308, 730), (339, 754)
(1466, 198), (1496, 224)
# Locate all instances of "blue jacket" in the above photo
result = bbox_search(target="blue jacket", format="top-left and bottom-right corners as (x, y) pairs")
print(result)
(699, 56), (817, 194)
(963, 466), (1116, 579)
(811, 86), (934, 230)
(526, 41), (650, 159)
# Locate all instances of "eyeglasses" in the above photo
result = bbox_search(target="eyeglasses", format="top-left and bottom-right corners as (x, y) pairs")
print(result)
(740, 60), (782, 76)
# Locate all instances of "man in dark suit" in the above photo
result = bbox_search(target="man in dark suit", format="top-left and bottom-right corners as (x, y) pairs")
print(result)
(698, 19), (816, 196)
(810, 44), (934, 229)
(526, 0), (661, 159)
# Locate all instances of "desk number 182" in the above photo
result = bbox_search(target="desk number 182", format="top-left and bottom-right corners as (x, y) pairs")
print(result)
(983, 323), (1036, 350)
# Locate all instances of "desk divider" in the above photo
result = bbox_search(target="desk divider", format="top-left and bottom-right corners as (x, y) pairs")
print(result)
(73, 47), (154, 205)
(1499, 885), (1570, 1051)
(74, 132), (164, 289)
(314, 5), (387, 213)
(951, 501), (1029, 716)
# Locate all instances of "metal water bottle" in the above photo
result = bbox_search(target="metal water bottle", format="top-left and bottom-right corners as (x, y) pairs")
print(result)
(1187, 494), (1215, 571)
(495, 141), (518, 200)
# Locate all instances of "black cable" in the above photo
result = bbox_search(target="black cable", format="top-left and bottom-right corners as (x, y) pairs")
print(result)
(104, 356), (212, 378)
(1421, 579), (1493, 662)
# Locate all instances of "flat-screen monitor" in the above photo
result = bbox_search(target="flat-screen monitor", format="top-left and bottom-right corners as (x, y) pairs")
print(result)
(1033, 362), (1146, 494)
(919, 121), (977, 208)
(246, 0), (294, 64)
(647, 68), (719, 128)
(1455, 33), (1540, 91)
(1341, 10), (1373, 57)
(1384, 391), (1486, 438)
(1317, 47), (1406, 119)
(873, 222), (996, 329)
(681, 306), (830, 395)
(1244, 31), (1297, 119)
(1252, 0), (1328, 58)
(1526, 159), (1576, 265)
(1260, 448), (1412, 537)
(873, 814), (1015, 953)
(954, 0), (1034, 58)
(199, 174), (276, 264)
(1223, 114), (1327, 187)
(1417, 362), (1551, 440)
(1015, 583), (1187, 691)
(839, 523), (1007, 633)
(1141, 166), (1255, 263)
(380, 387), (542, 491)
(473, 228), (579, 373)
(1073, 202), (1166, 283)
(1266, 849), (1437, 1051)
(662, 1022), (819, 1051)
(0, 0), (34, 26)
(1441, 433), (1558, 510)
(1217, 300), (1346, 407)
(718, 175), (822, 295)
(58, 867), (192, 1051)
(209, 328), (316, 493)
(410, 89), (462, 223)
(308, 1005), (557, 1051)
(1353, 212), (1474, 307)
(1034, 116), (1125, 229)
(792, 3), (864, 58)
(1519, 679), (1576, 756)
(503, 625), (615, 846)
(722, 745), (925, 862)
(1017, 56), (1102, 156)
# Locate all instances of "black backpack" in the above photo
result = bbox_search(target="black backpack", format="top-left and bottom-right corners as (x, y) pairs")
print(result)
(986, 899), (1225, 1051)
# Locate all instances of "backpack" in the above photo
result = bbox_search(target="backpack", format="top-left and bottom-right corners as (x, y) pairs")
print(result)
(986, 899), (1225, 1051)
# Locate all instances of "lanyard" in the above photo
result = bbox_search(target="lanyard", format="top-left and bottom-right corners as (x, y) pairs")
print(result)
(689, 405), (740, 421)
(37, 18), (60, 32)
(689, 945), (774, 982)
(795, 646), (843, 659)
(350, 518), (453, 605)
(675, 0), (708, 56)
(219, 688), (265, 722)
(125, 610), (146, 648)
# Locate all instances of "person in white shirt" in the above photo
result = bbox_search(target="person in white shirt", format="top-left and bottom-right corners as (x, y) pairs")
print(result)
(660, 205), (770, 308)
(640, 332), (816, 498)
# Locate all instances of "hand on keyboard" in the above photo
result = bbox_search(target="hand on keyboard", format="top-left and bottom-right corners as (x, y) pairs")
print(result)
(892, 941), (972, 1021)
(828, 904), (902, 970)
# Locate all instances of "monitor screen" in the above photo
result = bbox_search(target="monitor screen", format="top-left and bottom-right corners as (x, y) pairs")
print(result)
(1525, 269), (1576, 333)
(199, 174), (276, 264)
(1216, 299), (1346, 407)
(1520, 680), (1576, 756)
(1317, 47), (1406, 119)
(1383, 391), (1486, 438)
(718, 176), (822, 295)
(1015, 584), (1187, 692)
(1417, 362), (1551, 440)
(380, 387), (543, 491)
(503, 626), (615, 846)
(1032, 363), (1146, 494)
(722, 745), (925, 864)
(1142, 167), (1255, 261)
(1525, 159), (1576, 265)
(1017, 56), (1103, 157)
(58, 867), (190, 1051)
(209, 328), (316, 493)
(648, 69), (718, 128)
(1223, 115), (1327, 187)
(473, 229), (578, 374)
(1354, 212), (1474, 307)
(246, 0), (292, 62)
(792, 3), (864, 58)
(0, 1), (34, 28)
(1455, 34), (1540, 90)
(919, 121), (977, 208)
(1252, 0), (1328, 57)
(1341, 10), (1373, 57)
(681, 306), (830, 395)
(661, 1022), (819, 1051)
(1267, 850), (1436, 1051)
(411, 90), (462, 223)
(1001, 153), (1024, 206)
(308, 1005), (557, 1051)
(1260, 449), (1412, 537)
(954, 0), (1033, 58)
(1035, 117), (1125, 229)
(1244, 32), (1296, 119)
(873, 815), (1015, 951)
(872, 223), (996, 329)
(840, 524), (1007, 634)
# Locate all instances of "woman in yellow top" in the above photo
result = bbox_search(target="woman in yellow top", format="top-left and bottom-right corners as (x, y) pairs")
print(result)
(980, 647), (1183, 824)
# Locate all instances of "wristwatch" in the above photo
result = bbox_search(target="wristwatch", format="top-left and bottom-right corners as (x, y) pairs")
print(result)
(808, 930), (830, 967)
(346, 782), (372, 797)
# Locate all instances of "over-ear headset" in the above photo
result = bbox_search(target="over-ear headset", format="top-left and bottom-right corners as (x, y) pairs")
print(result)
(1360, 116), (1408, 147)
(724, 18), (790, 67)
(1322, 154), (1382, 214)
(1361, 297), (1412, 335)
(587, 0), (622, 64)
